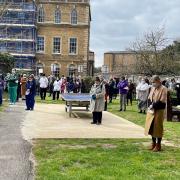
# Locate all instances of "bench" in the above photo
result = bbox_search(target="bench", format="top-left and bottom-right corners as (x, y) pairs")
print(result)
(167, 92), (180, 122)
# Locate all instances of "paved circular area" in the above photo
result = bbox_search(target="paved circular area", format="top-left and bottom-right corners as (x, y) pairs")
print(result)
(22, 103), (148, 139)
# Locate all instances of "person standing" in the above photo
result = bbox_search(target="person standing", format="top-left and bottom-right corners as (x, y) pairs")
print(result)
(0, 74), (4, 106)
(109, 78), (115, 103)
(127, 80), (135, 106)
(117, 76), (128, 111)
(5, 69), (18, 105)
(39, 74), (48, 100)
(53, 77), (61, 100)
(90, 77), (105, 125)
(145, 75), (167, 152)
(136, 78), (150, 114)
(25, 75), (36, 111)
(20, 74), (27, 100)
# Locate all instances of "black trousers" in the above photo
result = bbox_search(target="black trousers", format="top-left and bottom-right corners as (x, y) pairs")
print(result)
(92, 112), (102, 123)
(40, 88), (47, 100)
(53, 91), (60, 100)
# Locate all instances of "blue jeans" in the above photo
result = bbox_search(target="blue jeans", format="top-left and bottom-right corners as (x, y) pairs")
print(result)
(0, 88), (3, 105)
(26, 94), (35, 110)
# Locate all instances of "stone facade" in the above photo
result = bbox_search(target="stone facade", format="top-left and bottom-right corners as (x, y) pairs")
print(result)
(104, 51), (137, 76)
(36, 0), (92, 77)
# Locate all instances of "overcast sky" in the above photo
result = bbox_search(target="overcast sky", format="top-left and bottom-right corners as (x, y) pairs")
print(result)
(90, 0), (180, 67)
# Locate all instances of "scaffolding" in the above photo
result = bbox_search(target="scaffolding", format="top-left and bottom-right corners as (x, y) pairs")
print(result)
(0, 0), (36, 70)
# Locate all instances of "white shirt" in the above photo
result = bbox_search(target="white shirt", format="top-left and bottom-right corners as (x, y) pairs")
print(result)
(53, 80), (61, 91)
(39, 77), (48, 88)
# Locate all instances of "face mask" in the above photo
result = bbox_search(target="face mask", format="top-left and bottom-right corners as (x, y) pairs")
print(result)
(152, 83), (159, 88)
(142, 80), (145, 84)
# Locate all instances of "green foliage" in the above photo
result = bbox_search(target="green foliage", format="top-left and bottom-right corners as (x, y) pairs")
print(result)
(108, 99), (180, 144)
(34, 139), (180, 180)
(83, 76), (94, 93)
(0, 53), (15, 73)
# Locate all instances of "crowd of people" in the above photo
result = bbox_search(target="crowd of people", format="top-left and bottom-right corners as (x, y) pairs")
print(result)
(1, 69), (180, 152)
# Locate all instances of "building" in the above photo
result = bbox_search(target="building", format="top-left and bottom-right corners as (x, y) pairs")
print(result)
(104, 51), (137, 76)
(0, 0), (36, 72)
(35, 0), (92, 77)
(0, 0), (93, 77)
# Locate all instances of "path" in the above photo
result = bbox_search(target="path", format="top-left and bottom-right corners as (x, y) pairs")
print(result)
(0, 103), (33, 180)
(22, 103), (148, 139)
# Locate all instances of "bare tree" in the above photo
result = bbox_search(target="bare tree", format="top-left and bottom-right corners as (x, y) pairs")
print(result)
(131, 27), (178, 75)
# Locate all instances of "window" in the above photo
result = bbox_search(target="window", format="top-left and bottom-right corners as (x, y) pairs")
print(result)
(36, 63), (44, 75)
(38, 7), (44, 22)
(51, 64), (60, 77)
(53, 37), (61, 54)
(69, 38), (77, 54)
(54, 9), (61, 24)
(71, 9), (77, 25)
(78, 65), (84, 73)
(37, 36), (44, 52)
(68, 64), (76, 77)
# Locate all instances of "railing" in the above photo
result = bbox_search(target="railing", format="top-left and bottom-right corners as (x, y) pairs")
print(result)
(39, 0), (89, 3)
(0, 34), (35, 40)
(0, 48), (35, 54)
(0, 2), (36, 11)
(0, 18), (35, 25)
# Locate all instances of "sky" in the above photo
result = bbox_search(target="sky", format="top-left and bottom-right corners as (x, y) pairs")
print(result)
(90, 0), (180, 67)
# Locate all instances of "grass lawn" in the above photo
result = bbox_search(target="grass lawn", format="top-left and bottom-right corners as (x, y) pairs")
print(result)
(108, 99), (180, 144)
(33, 97), (180, 180)
(36, 93), (64, 104)
(34, 139), (180, 180)
(0, 91), (8, 112)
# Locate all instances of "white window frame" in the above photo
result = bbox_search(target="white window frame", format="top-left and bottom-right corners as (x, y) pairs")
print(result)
(69, 37), (78, 55)
(52, 37), (61, 54)
(51, 63), (60, 77)
(71, 9), (78, 25)
(54, 9), (61, 24)
(37, 36), (45, 53)
(78, 65), (84, 73)
(38, 7), (45, 23)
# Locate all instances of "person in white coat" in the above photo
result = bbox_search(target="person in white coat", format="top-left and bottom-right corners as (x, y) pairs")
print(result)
(136, 78), (150, 114)
(39, 74), (48, 100)
(53, 77), (61, 100)
(89, 77), (105, 125)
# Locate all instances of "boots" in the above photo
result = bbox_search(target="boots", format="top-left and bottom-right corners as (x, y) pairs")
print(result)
(152, 143), (161, 152)
(149, 142), (156, 151)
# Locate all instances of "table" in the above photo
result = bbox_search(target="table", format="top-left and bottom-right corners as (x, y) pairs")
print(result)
(61, 93), (91, 117)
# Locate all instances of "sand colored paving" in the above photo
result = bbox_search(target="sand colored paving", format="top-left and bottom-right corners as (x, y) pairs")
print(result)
(21, 103), (148, 140)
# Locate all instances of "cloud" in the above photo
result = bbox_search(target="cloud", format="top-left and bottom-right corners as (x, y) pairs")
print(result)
(90, 0), (180, 66)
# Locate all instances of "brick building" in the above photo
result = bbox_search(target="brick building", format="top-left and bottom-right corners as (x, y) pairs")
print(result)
(104, 51), (137, 76)
(35, 0), (93, 77)
(0, 0), (93, 77)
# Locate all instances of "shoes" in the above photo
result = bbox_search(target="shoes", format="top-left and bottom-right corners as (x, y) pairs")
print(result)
(152, 143), (161, 152)
(96, 122), (101, 125)
(119, 109), (122, 111)
(25, 108), (30, 111)
(139, 110), (142, 113)
(148, 143), (156, 151)
(30, 109), (34, 111)
(91, 122), (96, 124)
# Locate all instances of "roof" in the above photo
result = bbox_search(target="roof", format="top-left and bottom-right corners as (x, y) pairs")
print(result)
(104, 51), (136, 55)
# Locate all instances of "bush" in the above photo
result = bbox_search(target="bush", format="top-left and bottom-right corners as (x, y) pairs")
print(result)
(83, 76), (94, 93)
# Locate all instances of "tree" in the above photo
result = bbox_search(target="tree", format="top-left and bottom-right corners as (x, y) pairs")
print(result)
(0, 53), (15, 73)
(131, 27), (179, 75)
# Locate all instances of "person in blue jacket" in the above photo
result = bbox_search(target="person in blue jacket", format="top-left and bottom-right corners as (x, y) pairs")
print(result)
(25, 74), (36, 111)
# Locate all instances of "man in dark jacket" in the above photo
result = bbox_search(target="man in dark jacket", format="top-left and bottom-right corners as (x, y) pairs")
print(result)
(25, 74), (36, 111)
(117, 76), (128, 111)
